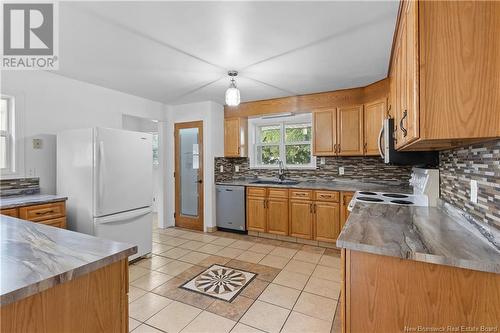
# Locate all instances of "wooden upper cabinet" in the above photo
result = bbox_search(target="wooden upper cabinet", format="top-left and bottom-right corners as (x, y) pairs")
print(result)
(337, 105), (364, 156)
(224, 117), (247, 157)
(390, 0), (500, 151)
(363, 99), (387, 156)
(313, 108), (337, 156)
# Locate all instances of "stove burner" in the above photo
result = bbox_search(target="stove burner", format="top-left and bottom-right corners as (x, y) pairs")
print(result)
(359, 191), (377, 195)
(357, 196), (384, 202)
(382, 193), (409, 198)
(391, 200), (414, 205)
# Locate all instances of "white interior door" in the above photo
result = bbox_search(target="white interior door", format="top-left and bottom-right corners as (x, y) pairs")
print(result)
(95, 128), (152, 217)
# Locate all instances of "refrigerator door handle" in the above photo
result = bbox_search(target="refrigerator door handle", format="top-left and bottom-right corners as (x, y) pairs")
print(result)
(97, 140), (105, 214)
(95, 207), (151, 225)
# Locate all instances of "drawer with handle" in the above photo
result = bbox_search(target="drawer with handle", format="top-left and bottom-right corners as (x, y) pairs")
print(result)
(289, 189), (313, 200)
(19, 202), (66, 222)
(39, 217), (67, 229)
(314, 190), (339, 202)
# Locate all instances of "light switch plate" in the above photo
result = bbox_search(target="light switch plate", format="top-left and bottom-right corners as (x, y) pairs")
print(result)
(339, 167), (345, 175)
(470, 179), (478, 203)
(219, 165), (224, 173)
(32, 138), (43, 149)
(235, 165), (240, 172)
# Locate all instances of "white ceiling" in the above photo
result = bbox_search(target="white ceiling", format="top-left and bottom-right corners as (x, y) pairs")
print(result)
(57, 1), (399, 105)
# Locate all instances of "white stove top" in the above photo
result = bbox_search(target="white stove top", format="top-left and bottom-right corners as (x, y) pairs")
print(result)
(348, 191), (429, 211)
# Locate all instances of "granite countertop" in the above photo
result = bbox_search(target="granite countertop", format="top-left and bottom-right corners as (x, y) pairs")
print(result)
(0, 194), (68, 209)
(336, 201), (500, 274)
(0, 215), (137, 306)
(216, 178), (411, 193)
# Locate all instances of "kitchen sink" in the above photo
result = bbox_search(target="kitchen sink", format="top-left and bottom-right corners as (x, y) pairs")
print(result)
(250, 180), (300, 185)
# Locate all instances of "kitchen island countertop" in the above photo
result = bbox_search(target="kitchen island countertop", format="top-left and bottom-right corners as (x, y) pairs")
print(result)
(0, 215), (137, 306)
(0, 194), (68, 209)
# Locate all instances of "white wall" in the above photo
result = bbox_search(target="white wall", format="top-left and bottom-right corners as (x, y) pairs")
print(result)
(1, 71), (163, 194)
(158, 101), (224, 231)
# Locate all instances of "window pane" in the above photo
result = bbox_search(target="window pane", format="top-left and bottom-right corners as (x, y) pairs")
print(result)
(257, 145), (280, 165)
(259, 125), (280, 144)
(0, 99), (7, 132)
(0, 137), (6, 169)
(285, 144), (311, 165)
(285, 124), (311, 143)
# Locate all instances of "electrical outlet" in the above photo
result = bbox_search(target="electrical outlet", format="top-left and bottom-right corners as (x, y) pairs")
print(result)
(219, 165), (224, 173)
(339, 167), (345, 175)
(32, 138), (42, 149)
(235, 165), (240, 172)
(470, 180), (478, 203)
(320, 157), (325, 165)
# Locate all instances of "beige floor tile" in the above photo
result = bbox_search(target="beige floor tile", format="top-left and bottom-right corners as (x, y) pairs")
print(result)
(197, 243), (225, 254)
(240, 278), (269, 299)
(230, 323), (266, 333)
(235, 251), (266, 264)
(259, 254), (290, 269)
(303, 277), (341, 299)
(273, 270), (310, 290)
(331, 299), (342, 333)
(301, 245), (326, 255)
(293, 292), (337, 322)
(129, 286), (148, 303)
(131, 271), (173, 291)
(269, 247), (298, 259)
(228, 240), (255, 250)
(240, 300), (290, 333)
(129, 293), (172, 322)
(248, 264), (281, 282)
(161, 228), (188, 237)
(312, 265), (341, 282)
(293, 250), (322, 264)
(179, 251), (211, 264)
(210, 237), (237, 247)
(178, 240), (206, 250)
(129, 266), (151, 282)
(151, 243), (174, 255)
(199, 235), (220, 243)
(146, 301), (202, 333)
(248, 243), (276, 254)
(132, 324), (164, 333)
(258, 283), (301, 309)
(281, 311), (332, 333)
(180, 311), (236, 333)
(323, 248), (341, 257)
(179, 232), (205, 241)
(151, 277), (186, 299)
(129, 317), (141, 331)
(318, 255), (341, 268)
(283, 259), (316, 275)
(206, 295), (254, 321)
(161, 237), (190, 247)
(217, 247), (245, 259)
(135, 256), (173, 270)
(156, 260), (193, 276)
(160, 247), (191, 259)
(198, 255), (231, 267)
(176, 265), (206, 281)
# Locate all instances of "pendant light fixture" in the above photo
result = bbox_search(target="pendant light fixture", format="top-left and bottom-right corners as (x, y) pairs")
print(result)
(225, 70), (240, 106)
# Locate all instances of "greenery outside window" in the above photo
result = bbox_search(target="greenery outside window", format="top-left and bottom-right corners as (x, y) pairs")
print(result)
(251, 114), (315, 169)
(0, 96), (14, 172)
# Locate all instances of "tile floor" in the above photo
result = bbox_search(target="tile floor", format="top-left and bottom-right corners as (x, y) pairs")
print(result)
(129, 225), (342, 333)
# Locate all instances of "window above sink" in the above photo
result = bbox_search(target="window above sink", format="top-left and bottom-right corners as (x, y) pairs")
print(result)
(248, 113), (316, 169)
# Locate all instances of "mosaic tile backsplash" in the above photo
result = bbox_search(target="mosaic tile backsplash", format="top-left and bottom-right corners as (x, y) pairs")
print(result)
(439, 139), (500, 238)
(0, 178), (40, 197)
(215, 156), (413, 185)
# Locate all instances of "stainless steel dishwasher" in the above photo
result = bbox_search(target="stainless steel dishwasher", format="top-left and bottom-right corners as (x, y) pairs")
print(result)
(216, 185), (246, 233)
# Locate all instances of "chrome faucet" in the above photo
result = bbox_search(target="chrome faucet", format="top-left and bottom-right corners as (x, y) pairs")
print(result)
(278, 160), (286, 181)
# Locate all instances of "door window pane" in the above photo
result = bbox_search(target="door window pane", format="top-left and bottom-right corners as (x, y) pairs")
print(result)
(179, 128), (199, 217)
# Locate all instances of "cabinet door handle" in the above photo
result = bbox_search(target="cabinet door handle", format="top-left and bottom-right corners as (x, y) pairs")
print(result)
(310, 203), (313, 213)
(313, 204), (316, 213)
(400, 110), (408, 137)
(36, 210), (55, 215)
(263, 200), (266, 209)
(337, 144), (341, 153)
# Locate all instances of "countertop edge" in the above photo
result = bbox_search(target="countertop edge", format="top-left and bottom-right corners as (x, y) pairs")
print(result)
(336, 238), (500, 274)
(1, 197), (68, 209)
(0, 245), (137, 306)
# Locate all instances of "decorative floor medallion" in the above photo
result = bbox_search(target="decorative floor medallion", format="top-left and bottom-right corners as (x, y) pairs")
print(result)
(181, 265), (256, 302)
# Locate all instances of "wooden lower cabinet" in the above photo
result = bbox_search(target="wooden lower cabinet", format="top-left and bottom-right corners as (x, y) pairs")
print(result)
(1, 200), (67, 229)
(314, 201), (340, 242)
(289, 199), (313, 239)
(246, 195), (266, 232)
(267, 197), (288, 235)
(0, 208), (18, 218)
(0, 259), (129, 333)
(341, 249), (500, 332)
(340, 192), (354, 230)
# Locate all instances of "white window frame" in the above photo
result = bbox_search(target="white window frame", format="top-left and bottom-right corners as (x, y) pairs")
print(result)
(1, 95), (16, 175)
(249, 113), (316, 169)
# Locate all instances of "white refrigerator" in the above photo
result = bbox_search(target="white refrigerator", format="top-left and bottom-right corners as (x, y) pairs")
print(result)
(57, 127), (153, 260)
